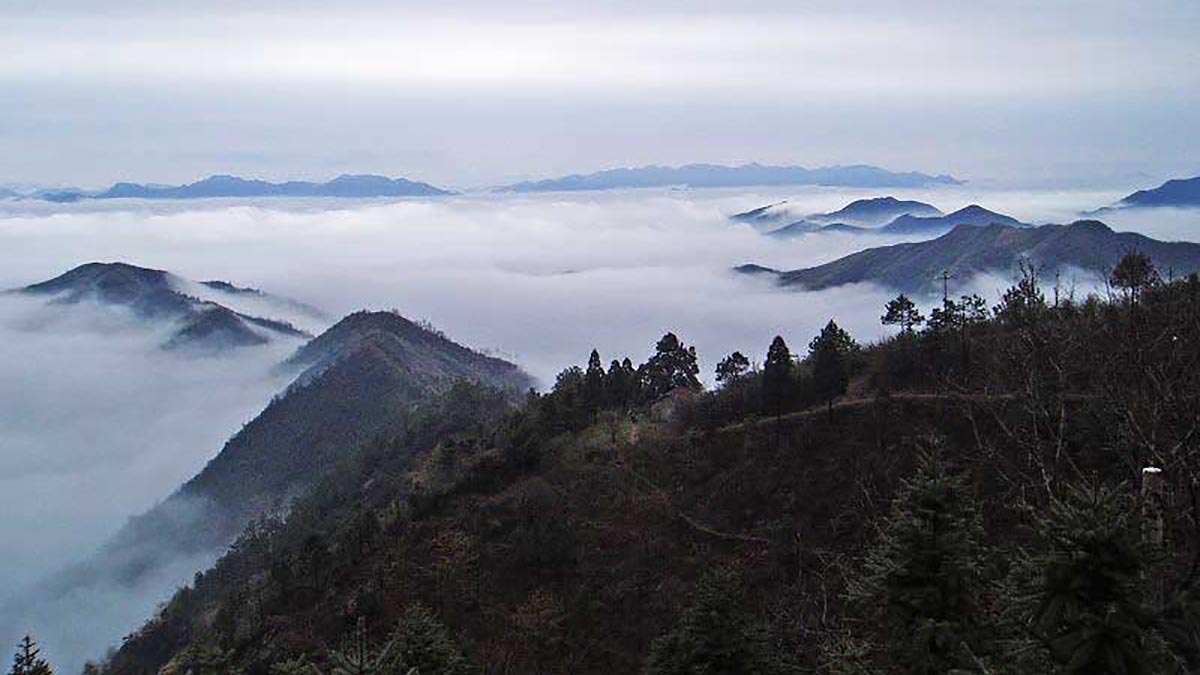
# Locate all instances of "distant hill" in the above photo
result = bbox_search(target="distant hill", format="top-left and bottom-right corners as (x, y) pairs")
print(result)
(810, 196), (942, 227)
(877, 204), (1025, 235)
(501, 163), (960, 192)
(47, 310), (532, 595)
(35, 174), (452, 201)
(745, 220), (1200, 295)
(19, 262), (311, 350)
(1114, 176), (1200, 208)
(736, 197), (942, 238)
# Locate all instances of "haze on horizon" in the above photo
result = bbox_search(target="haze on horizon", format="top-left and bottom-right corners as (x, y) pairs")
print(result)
(2, 0), (1198, 190)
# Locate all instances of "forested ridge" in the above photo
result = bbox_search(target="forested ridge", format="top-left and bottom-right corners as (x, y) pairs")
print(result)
(14, 253), (1200, 675)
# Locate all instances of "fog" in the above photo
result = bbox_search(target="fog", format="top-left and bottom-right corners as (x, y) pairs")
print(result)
(0, 185), (1194, 670)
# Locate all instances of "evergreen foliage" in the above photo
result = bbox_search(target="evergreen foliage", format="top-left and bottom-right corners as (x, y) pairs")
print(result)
(8, 636), (52, 675)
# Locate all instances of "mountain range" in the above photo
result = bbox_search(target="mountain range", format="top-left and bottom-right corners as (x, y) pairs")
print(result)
(740, 220), (1200, 295)
(735, 197), (1026, 238)
(36, 174), (451, 202)
(17, 262), (312, 350)
(499, 163), (961, 192)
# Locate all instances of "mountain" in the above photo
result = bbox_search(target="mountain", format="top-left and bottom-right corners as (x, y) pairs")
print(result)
(1114, 176), (1200, 208)
(750, 220), (1200, 295)
(878, 204), (1024, 235)
(735, 196), (943, 238)
(808, 196), (942, 227)
(80, 174), (452, 200)
(500, 163), (961, 192)
(18, 262), (312, 350)
(49, 310), (532, 595)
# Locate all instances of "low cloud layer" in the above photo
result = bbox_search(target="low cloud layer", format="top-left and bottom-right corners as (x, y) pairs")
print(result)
(0, 185), (1190, 669)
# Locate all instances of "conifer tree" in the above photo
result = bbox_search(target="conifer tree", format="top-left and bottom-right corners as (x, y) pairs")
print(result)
(715, 351), (751, 387)
(642, 573), (778, 675)
(809, 320), (854, 418)
(762, 336), (794, 419)
(1005, 483), (1171, 674)
(882, 294), (924, 334)
(392, 604), (473, 675)
(639, 333), (701, 401)
(9, 636), (52, 675)
(583, 349), (607, 416)
(841, 449), (992, 675)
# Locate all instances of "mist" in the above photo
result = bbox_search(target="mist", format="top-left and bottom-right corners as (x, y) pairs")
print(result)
(0, 184), (1188, 670)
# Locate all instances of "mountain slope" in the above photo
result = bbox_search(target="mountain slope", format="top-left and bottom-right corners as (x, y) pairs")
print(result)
(501, 163), (960, 192)
(1115, 176), (1200, 208)
(878, 204), (1024, 235)
(19, 262), (311, 350)
(72, 311), (532, 584)
(88, 174), (452, 200)
(755, 220), (1200, 295)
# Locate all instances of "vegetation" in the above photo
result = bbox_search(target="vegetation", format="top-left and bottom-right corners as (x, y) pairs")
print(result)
(33, 252), (1199, 675)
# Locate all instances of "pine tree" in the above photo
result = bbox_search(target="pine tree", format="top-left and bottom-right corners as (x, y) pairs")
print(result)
(583, 349), (607, 417)
(882, 294), (924, 334)
(392, 604), (473, 675)
(762, 336), (794, 419)
(715, 351), (751, 387)
(809, 320), (854, 418)
(841, 449), (992, 675)
(639, 333), (701, 401)
(9, 636), (52, 675)
(642, 573), (778, 675)
(1005, 483), (1171, 674)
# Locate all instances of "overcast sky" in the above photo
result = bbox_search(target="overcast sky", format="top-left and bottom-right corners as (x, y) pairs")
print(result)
(2, 0), (1197, 189)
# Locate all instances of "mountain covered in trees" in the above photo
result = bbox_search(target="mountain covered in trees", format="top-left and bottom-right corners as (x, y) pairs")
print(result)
(38, 174), (451, 202)
(18, 262), (312, 350)
(742, 220), (1200, 295)
(31, 310), (532, 640)
(498, 164), (961, 193)
(1112, 175), (1200, 208)
(69, 254), (1200, 675)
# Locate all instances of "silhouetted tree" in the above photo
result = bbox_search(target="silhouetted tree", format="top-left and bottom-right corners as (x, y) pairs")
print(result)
(715, 351), (751, 387)
(9, 636), (52, 675)
(762, 336), (794, 420)
(583, 349), (607, 417)
(639, 333), (701, 401)
(809, 321), (855, 418)
(881, 294), (924, 334)
(1110, 251), (1160, 304)
(392, 604), (473, 675)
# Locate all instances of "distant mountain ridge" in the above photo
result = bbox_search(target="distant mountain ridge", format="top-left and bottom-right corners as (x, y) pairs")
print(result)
(1114, 176), (1200, 208)
(499, 163), (961, 192)
(19, 262), (311, 350)
(37, 174), (452, 202)
(742, 220), (1200, 295)
(734, 197), (1024, 239)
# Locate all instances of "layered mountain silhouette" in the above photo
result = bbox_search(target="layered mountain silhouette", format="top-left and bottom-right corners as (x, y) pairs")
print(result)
(18, 262), (311, 350)
(500, 163), (960, 192)
(732, 197), (1023, 239)
(740, 220), (1200, 295)
(45, 309), (532, 593)
(38, 174), (451, 202)
(877, 204), (1025, 235)
(1112, 176), (1200, 209)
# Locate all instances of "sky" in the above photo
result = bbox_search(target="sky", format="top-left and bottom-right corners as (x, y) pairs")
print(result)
(2, 1), (1198, 189)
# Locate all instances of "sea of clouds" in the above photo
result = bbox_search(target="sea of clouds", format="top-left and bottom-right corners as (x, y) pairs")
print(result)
(0, 184), (1195, 670)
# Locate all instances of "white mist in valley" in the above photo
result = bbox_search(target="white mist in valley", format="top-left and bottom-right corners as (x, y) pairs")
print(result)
(0, 184), (1187, 670)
